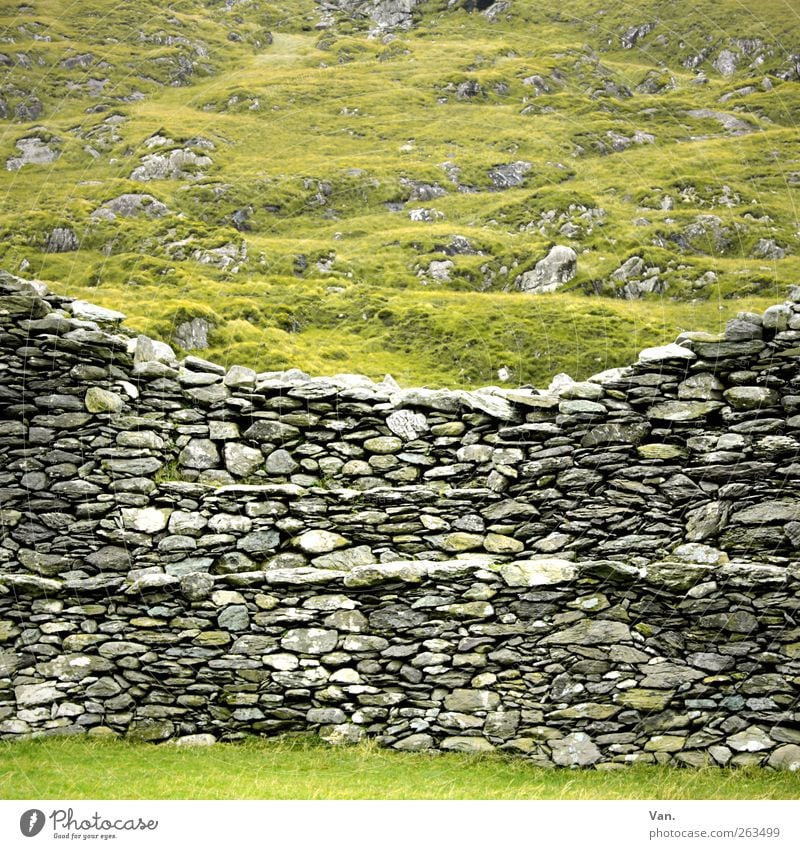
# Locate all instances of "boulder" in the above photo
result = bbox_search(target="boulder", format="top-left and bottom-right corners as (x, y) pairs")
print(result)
(516, 246), (577, 293)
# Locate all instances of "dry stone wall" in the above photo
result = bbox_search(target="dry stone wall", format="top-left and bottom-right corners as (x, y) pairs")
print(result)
(1, 272), (800, 768)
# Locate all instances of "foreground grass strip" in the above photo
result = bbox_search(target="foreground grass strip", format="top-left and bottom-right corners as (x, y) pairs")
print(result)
(0, 738), (798, 800)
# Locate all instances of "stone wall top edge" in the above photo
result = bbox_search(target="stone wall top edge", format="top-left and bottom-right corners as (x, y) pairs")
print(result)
(4, 272), (799, 401)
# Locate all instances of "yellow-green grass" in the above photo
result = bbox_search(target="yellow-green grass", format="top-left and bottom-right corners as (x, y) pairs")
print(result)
(1, 0), (798, 388)
(1, 737), (798, 800)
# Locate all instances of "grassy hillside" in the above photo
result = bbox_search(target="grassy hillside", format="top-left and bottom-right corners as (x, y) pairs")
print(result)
(0, 0), (797, 386)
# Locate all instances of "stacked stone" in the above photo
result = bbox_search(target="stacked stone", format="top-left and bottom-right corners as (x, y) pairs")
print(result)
(1, 274), (799, 769)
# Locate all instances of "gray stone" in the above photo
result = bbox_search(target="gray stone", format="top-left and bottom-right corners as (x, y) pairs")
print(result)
(728, 727), (774, 752)
(121, 507), (170, 533)
(281, 628), (339, 654)
(541, 619), (632, 646)
(217, 605), (250, 631)
(179, 439), (220, 470)
(516, 245), (577, 294)
(92, 193), (169, 221)
(444, 689), (500, 712)
(724, 386), (780, 410)
(648, 400), (724, 421)
(386, 410), (428, 440)
(549, 733), (602, 767)
(266, 449), (299, 475)
(14, 683), (63, 706)
(294, 530), (349, 554)
(489, 160), (532, 189)
(180, 572), (214, 601)
(393, 733), (434, 751)
(307, 708), (347, 725)
(768, 745), (800, 771)
(441, 737), (495, 753)
(734, 500), (800, 524)
(313, 546), (376, 570)
(495, 559), (577, 586)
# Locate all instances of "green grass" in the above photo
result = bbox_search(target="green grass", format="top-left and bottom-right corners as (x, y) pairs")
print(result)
(1, 0), (798, 387)
(1, 737), (798, 800)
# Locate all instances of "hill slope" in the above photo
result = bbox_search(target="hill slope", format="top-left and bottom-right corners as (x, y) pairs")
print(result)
(1, 0), (798, 386)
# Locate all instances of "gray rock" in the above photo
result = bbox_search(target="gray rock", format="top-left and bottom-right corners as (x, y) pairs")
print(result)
(768, 745), (800, 771)
(179, 439), (220, 470)
(224, 443), (264, 477)
(266, 449), (299, 475)
(15, 683), (63, 706)
(734, 500), (800, 524)
(516, 245), (577, 294)
(45, 227), (79, 253)
(130, 148), (212, 181)
(92, 193), (169, 221)
(648, 400), (723, 422)
(723, 386), (780, 410)
(173, 318), (213, 352)
(489, 160), (532, 189)
(549, 732), (602, 767)
(280, 628), (339, 654)
(393, 733), (434, 751)
(444, 690), (500, 712)
(85, 387), (124, 413)
(441, 737), (495, 753)
(541, 619), (632, 646)
(217, 605), (250, 631)
(728, 727), (774, 752)
(6, 136), (61, 171)
(294, 530), (349, 554)
(494, 559), (577, 586)
(180, 572), (214, 601)
(752, 238), (786, 260)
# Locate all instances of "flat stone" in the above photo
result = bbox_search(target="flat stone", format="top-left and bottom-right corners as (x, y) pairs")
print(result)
(364, 436), (403, 454)
(724, 386), (780, 410)
(313, 546), (376, 570)
(429, 532), (484, 552)
(768, 745), (800, 771)
(645, 735), (686, 752)
(179, 438), (220, 470)
(728, 727), (774, 752)
(441, 736), (496, 753)
(615, 689), (674, 711)
(85, 387), (124, 413)
(444, 689), (500, 712)
(121, 507), (170, 534)
(294, 530), (349, 554)
(549, 732), (601, 767)
(393, 733), (435, 751)
(734, 500), (800, 524)
(14, 683), (63, 706)
(174, 734), (217, 747)
(495, 559), (577, 587)
(648, 400), (724, 421)
(484, 533), (524, 554)
(638, 343), (696, 363)
(386, 410), (428, 441)
(281, 628), (339, 654)
(224, 443), (264, 477)
(541, 618), (632, 646)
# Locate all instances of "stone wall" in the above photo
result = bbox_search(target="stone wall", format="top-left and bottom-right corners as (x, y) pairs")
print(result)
(1, 272), (799, 768)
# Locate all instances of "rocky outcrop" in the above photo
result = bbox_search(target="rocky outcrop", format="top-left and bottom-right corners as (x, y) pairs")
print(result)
(515, 245), (577, 293)
(317, 0), (424, 30)
(1, 275), (800, 768)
